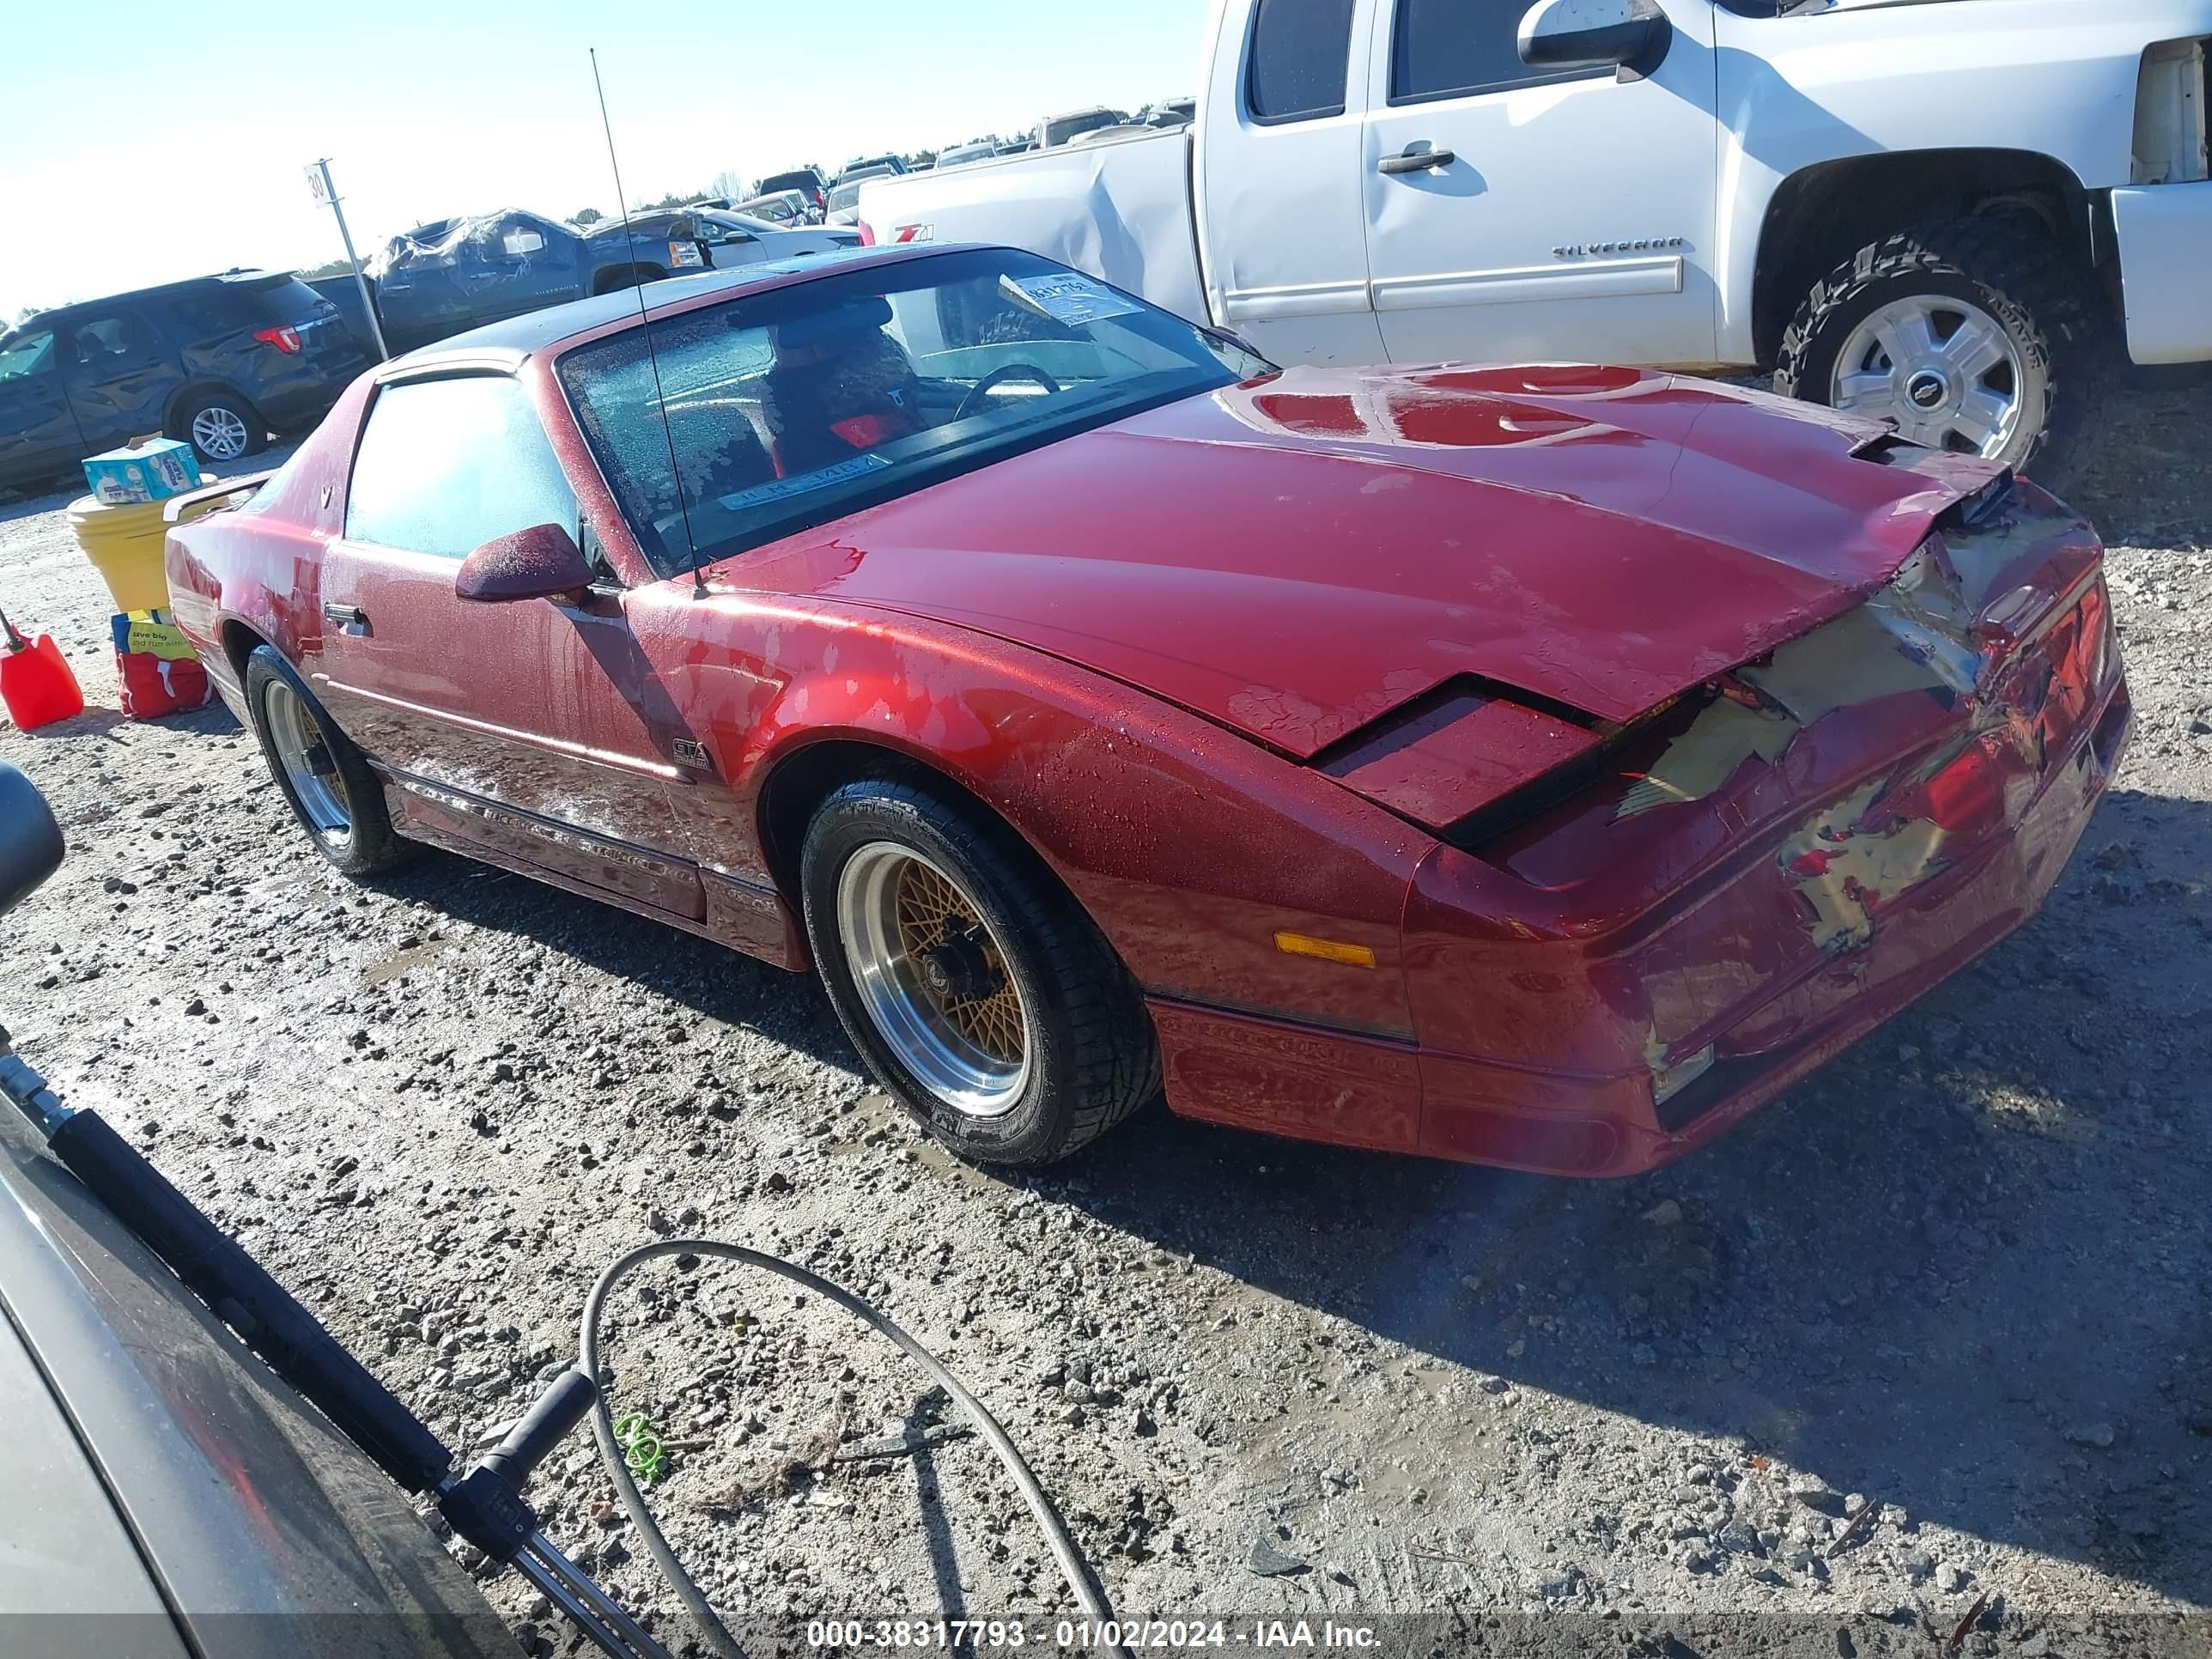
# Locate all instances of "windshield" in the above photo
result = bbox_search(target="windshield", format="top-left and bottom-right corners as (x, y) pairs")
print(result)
(556, 247), (1271, 579)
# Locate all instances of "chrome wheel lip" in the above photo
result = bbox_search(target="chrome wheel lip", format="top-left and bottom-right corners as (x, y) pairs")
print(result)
(836, 842), (1031, 1118)
(262, 679), (352, 845)
(191, 404), (252, 460)
(1830, 294), (2025, 459)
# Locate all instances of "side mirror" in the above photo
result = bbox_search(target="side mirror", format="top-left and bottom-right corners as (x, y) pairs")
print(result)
(455, 523), (594, 604)
(1517, 0), (1673, 75)
(0, 761), (65, 922)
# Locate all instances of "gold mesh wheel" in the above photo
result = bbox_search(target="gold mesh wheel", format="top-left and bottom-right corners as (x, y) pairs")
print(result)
(836, 842), (1033, 1116)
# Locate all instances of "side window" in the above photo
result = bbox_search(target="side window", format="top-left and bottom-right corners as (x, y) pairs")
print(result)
(1247, 0), (1357, 121)
(68, 311), (159, 364)
(167, 293), (239, 338)
(0, 330), (58, 382)
(345, 374), (577, 560)
(1391, 0), (1591, 101)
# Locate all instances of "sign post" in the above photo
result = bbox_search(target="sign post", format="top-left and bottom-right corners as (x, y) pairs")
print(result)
(306, 159), (389, 362)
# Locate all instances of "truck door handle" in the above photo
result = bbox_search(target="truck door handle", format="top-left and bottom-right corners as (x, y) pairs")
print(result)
(322, 602), (368, 631)
(1378, 146), (1455, 174)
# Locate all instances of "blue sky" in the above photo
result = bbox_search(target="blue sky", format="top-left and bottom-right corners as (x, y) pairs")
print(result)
(0, 0), (1209, 314)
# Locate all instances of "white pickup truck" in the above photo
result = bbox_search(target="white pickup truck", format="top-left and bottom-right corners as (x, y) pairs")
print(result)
(860, 0), (2211, 481)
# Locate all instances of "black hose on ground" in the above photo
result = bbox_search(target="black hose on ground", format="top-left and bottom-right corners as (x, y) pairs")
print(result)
(578, 1239), (1122, 1659)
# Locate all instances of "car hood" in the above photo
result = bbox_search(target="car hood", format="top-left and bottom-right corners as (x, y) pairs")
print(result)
(738, 363), (2001, 757)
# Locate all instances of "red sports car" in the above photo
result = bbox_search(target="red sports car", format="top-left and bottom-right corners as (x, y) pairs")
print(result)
(165, 245), (2128, 1174)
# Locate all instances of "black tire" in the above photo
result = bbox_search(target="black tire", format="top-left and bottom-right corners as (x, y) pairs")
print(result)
(242, 645), (410, 877)
(177, 388), (269, 465)
(1774, 216), (2112, 489)
(800, 777), (1158, 1166)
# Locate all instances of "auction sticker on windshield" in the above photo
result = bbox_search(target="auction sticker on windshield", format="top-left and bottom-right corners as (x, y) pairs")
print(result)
(1002, 271), (1141, 327)
(714, 450), (893, 513)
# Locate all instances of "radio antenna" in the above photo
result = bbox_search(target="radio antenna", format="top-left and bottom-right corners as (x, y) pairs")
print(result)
(590, 47), (708, 599)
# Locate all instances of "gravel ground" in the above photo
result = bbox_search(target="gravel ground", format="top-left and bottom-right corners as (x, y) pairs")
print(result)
(3, 382), (2209, 1659)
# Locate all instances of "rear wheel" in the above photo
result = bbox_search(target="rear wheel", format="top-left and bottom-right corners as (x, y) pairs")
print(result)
(1774, 216), (2112, 488)
(244, 646), (410, 877)
(179, 391), (266, 465)
(800, 778), (1158, 1165)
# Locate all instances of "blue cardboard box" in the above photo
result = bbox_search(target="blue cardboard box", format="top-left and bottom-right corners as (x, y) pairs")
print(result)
(82, 440), (203, 506)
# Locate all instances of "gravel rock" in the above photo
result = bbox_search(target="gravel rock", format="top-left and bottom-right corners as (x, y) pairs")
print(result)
(1246, 1537), (1307, 1577)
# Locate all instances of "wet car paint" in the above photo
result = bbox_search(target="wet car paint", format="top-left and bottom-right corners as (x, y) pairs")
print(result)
(163, 250), (2128, 1176)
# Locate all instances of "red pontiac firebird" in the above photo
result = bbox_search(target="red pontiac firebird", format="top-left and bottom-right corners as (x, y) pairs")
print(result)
(166, 245), (2129, 1175)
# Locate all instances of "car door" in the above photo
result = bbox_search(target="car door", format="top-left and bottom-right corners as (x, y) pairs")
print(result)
(309, 368), (705, 920)
(58, 306), (179, 450)
(0, 329), (82, 490)
(461, 216), (585, 322)
(1194, 0), (1389, 364)
(1360, 0), (1720, 367)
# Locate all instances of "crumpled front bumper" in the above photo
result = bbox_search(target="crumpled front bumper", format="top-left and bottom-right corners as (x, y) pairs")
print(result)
(1399, 479), (2130, 1176)
(2113, 179), (2212, 365)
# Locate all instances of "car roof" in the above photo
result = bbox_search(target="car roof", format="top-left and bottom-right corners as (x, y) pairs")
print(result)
(27, 269), (295, 324)
(389, 244), (928, 364)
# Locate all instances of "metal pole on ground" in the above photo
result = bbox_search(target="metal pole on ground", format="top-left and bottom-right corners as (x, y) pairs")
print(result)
(306, 158), (390, 361)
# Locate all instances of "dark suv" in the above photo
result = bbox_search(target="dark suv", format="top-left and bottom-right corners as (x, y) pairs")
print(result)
(757, 166), (830, 221)
(0, 270), (371, 494)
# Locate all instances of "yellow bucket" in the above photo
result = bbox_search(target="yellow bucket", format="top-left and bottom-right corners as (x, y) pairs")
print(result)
(68, 495), (173, 614)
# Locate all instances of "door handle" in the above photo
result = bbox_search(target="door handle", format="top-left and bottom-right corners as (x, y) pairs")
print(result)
(322, 601), (368, 632)
(1378, 146), (1455, 174)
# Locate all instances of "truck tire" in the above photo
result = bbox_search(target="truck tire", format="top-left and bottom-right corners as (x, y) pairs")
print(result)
(1774, 216), (2111, 489)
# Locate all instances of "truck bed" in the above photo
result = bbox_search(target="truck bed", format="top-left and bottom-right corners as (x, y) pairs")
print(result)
(858, 128), (1210, 328)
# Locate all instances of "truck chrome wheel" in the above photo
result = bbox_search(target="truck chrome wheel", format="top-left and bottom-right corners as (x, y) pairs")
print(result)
(262, 678), (353, 845)
(1829, 295), (2023, 458)
(836, 842), (1031, 1117)
(191, 404), (252, 462)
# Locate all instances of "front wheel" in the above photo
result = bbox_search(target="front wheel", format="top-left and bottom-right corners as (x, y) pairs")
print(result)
(1774, 216), (2112, 487)
(244, 646), (410, 877)
(800, 778), (1158, 1165)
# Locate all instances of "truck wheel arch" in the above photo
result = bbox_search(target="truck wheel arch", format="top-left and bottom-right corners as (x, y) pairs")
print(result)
(590, 263), (670, 297)
(1748, 149), (2096, 369)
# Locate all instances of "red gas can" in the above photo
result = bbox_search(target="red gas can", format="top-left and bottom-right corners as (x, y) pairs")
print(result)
(1, 609), (86, 731)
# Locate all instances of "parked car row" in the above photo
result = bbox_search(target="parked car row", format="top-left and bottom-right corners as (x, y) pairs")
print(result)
(0, 199), (866, 491)
(360, 206), (860, 354)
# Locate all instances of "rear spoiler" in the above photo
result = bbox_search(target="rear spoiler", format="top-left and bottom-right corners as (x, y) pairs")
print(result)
(161, 471), (275, 526)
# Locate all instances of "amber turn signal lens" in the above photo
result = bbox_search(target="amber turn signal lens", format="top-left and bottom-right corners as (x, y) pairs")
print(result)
(1273, 931), (1376, 969)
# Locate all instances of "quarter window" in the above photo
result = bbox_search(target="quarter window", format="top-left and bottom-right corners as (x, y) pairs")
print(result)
(1248, 0), (1357, 121)
(345, 374), (576, 560)
(1390, 0), (1594, 102)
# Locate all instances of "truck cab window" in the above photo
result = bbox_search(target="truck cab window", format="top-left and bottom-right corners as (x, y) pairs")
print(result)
(1391, 0), (1592, 101)
(1247, 0), (1356, 120)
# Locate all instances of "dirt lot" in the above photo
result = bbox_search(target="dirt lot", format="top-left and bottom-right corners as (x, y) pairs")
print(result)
(3, 382), (2209, 1659)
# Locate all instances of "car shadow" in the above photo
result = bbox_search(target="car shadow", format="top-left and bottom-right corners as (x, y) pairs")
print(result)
(365, 843), (862, 1075)
(2062, 371), (2212, 550)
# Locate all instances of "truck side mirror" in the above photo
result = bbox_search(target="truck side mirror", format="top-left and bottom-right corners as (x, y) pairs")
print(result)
(1517, 0), (1673, 76)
